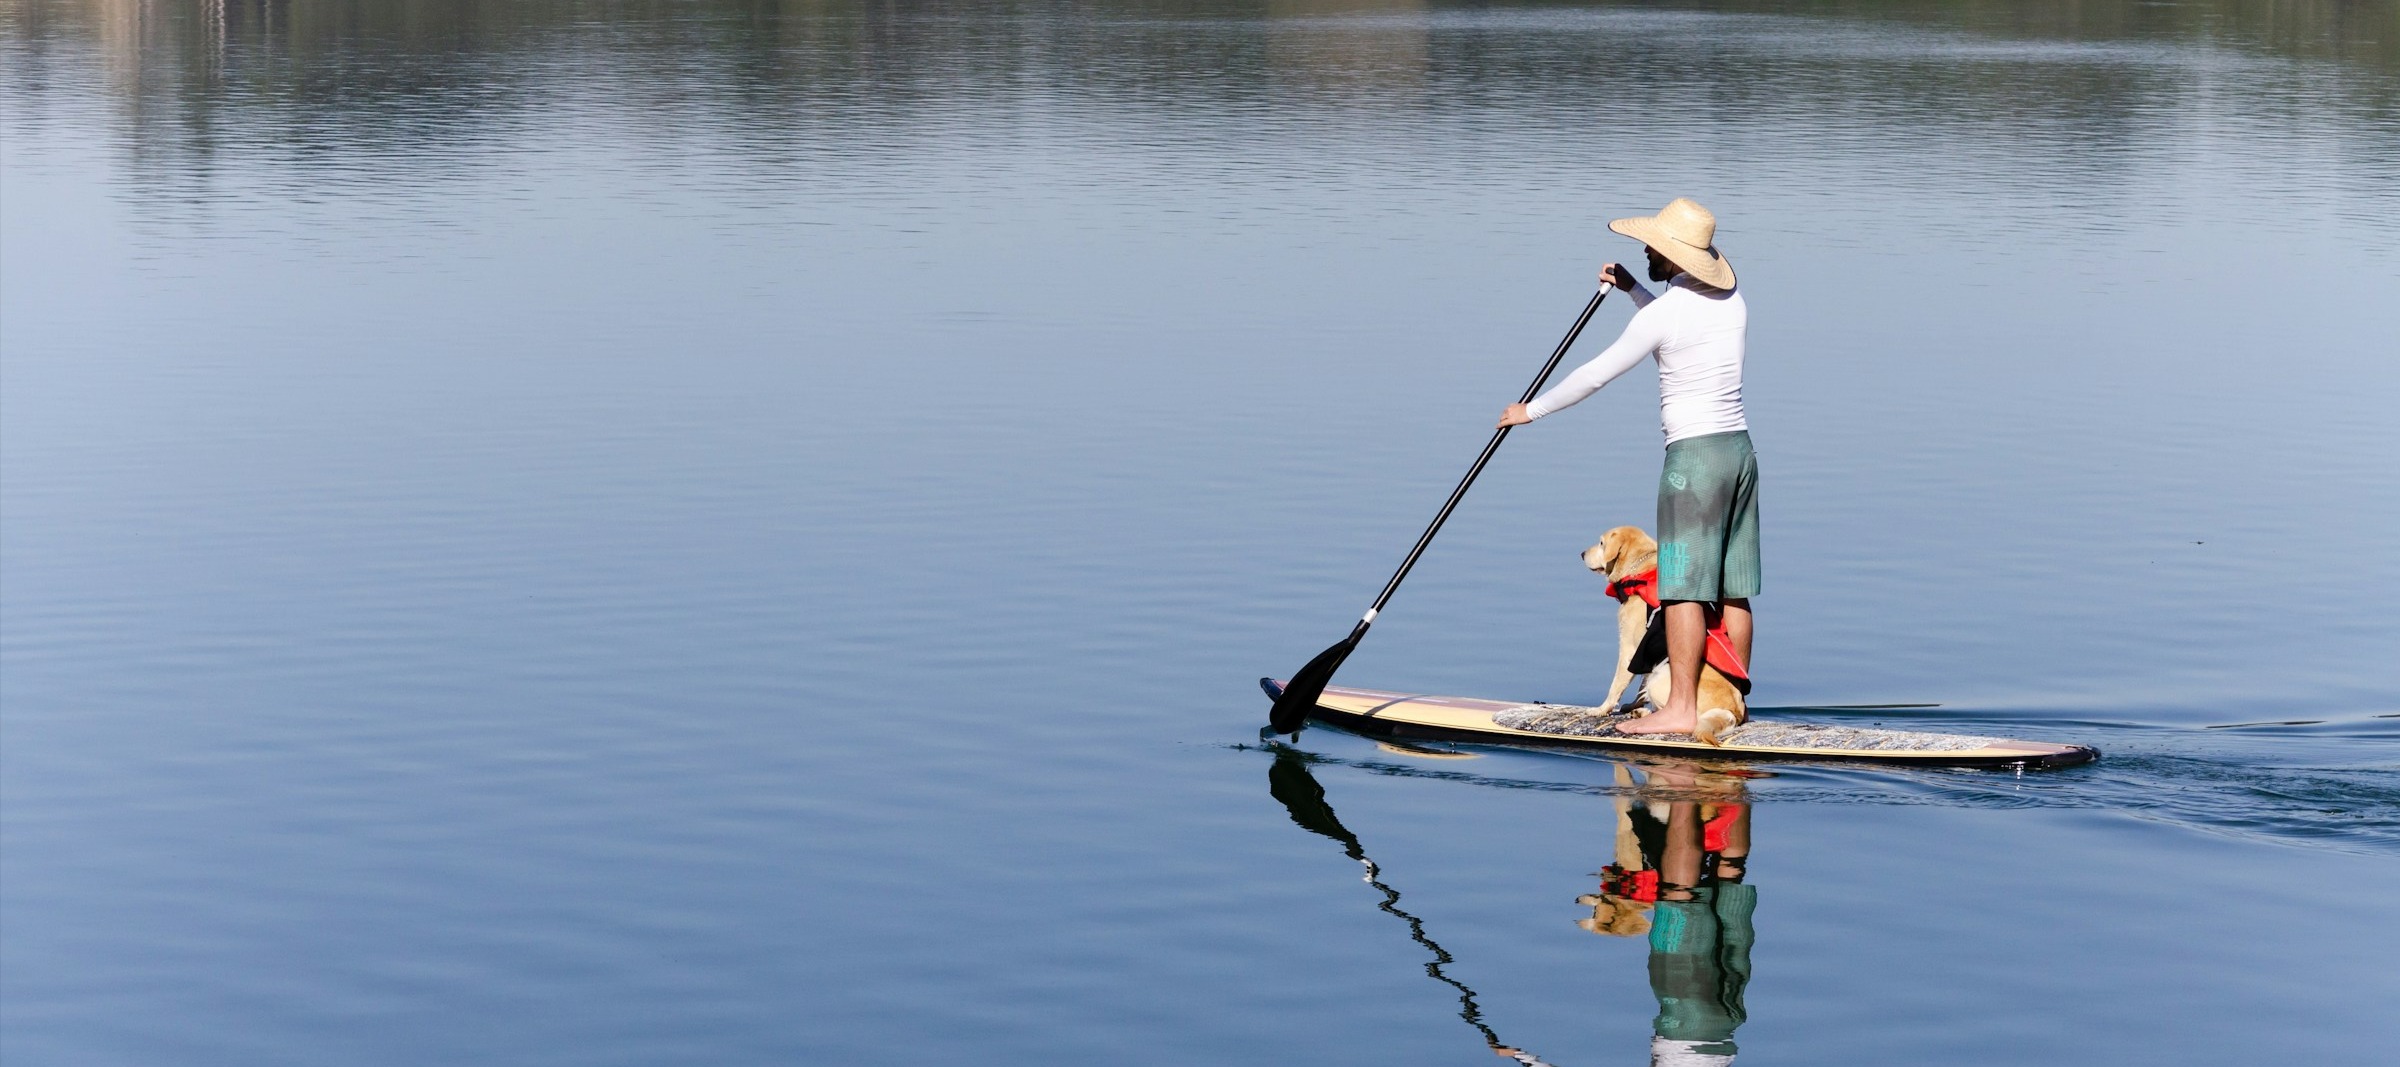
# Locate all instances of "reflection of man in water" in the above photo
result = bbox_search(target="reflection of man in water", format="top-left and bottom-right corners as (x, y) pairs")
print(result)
(1580, 764), (1755, 1066)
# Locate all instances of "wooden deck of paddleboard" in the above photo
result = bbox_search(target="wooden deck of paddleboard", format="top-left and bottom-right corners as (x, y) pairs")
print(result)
(1262, 680), (2097, 769)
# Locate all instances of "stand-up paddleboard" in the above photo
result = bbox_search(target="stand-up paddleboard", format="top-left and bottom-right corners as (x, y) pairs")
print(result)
(1261, 679), (2098, 769)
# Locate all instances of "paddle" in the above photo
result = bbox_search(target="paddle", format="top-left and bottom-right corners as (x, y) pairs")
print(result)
(1267, 287), (1612, 735)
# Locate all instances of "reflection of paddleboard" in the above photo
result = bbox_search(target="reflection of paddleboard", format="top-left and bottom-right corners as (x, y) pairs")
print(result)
(1261, 679), (2098, 769)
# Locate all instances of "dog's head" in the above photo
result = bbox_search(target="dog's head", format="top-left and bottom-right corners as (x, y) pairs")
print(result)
(1574, 891), (1653, 937)
(1581, 525), (1657, 582)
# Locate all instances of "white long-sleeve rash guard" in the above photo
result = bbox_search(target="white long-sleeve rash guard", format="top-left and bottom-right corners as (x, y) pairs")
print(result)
(1523, 275), (1748, 444)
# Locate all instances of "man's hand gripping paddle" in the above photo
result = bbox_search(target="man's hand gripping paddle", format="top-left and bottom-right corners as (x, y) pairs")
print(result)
(1267, 287), (1610, 735)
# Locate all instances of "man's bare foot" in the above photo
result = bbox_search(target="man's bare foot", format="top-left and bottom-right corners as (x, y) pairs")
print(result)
(1618, 706), (1699, 735)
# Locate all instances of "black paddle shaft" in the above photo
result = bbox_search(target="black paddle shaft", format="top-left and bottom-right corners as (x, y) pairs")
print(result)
(1268, 287), (1611, 734)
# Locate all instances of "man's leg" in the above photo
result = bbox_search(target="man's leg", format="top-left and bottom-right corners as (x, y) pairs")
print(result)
(1656, 796), (1704, 898)
(1722, 597), (1752, 670)
(1623, 600), (1707, 734)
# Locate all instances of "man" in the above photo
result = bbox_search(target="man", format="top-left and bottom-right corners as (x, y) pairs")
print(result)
(1498, 198), (1758, 737)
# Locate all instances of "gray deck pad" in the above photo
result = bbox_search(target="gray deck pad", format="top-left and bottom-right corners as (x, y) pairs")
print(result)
(1492, 705), (2007, 753)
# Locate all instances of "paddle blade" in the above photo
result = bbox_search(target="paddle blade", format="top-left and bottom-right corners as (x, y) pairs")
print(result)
(1268, 635), (1357, 734)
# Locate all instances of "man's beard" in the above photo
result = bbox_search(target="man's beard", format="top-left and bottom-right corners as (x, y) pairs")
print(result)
(1648, 256), (1677, 282)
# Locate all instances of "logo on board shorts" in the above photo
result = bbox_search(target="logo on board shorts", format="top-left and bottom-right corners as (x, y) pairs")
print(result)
(1659, 542), (1691, 584)
(1666, 471), (1688, 491)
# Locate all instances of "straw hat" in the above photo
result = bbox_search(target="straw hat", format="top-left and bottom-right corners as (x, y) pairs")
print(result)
(1610, 198), (1735, 291)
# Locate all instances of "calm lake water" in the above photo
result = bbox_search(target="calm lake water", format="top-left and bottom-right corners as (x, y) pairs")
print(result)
(5, 2), (2398, 1064)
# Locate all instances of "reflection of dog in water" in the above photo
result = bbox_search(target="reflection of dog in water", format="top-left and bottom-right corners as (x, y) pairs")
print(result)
(1577, 886), (1656, 937)
(1578, 767), (1660, 936)
(1582, 525), (1748, 745)
(1577, 764), (1753, 935)
(1579, 763), (1756, 1065)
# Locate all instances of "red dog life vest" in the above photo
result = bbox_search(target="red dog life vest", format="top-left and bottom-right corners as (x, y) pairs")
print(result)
(1605, 567), (1751, 693)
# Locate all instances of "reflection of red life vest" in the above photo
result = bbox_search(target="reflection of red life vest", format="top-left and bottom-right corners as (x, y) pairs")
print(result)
(1605, 567), (1750, 690)
(1702, 804), (1745, 854)
(1601, 805), (1746, 902)
(1601, 865), (1660, 902)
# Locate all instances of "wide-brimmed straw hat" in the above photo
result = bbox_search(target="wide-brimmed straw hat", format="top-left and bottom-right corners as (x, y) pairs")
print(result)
(1610, 198), (1735, 291)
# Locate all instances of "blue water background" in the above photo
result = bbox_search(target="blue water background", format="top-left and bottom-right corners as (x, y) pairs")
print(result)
(5, 2), (2397, 1064)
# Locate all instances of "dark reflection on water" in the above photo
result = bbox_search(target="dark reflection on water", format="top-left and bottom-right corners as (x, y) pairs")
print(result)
(1267, 745), (1528, 1056)
(11, 1), (2398, 212)
(6, 1), (2398, 1064)
(1269, 745), (1765, 1066)
(1260, 723), (2399, 1062)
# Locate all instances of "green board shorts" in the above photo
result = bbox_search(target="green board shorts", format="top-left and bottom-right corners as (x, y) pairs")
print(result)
(1647, 883), (1757, 1046)
(1656, 430), (1761, 603)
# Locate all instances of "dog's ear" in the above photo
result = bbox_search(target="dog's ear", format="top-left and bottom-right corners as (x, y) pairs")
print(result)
(1600, 526), (1640, 570)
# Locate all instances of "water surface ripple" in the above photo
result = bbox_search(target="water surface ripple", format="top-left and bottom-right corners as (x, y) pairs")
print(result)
(5, 2), (2397, 1064)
